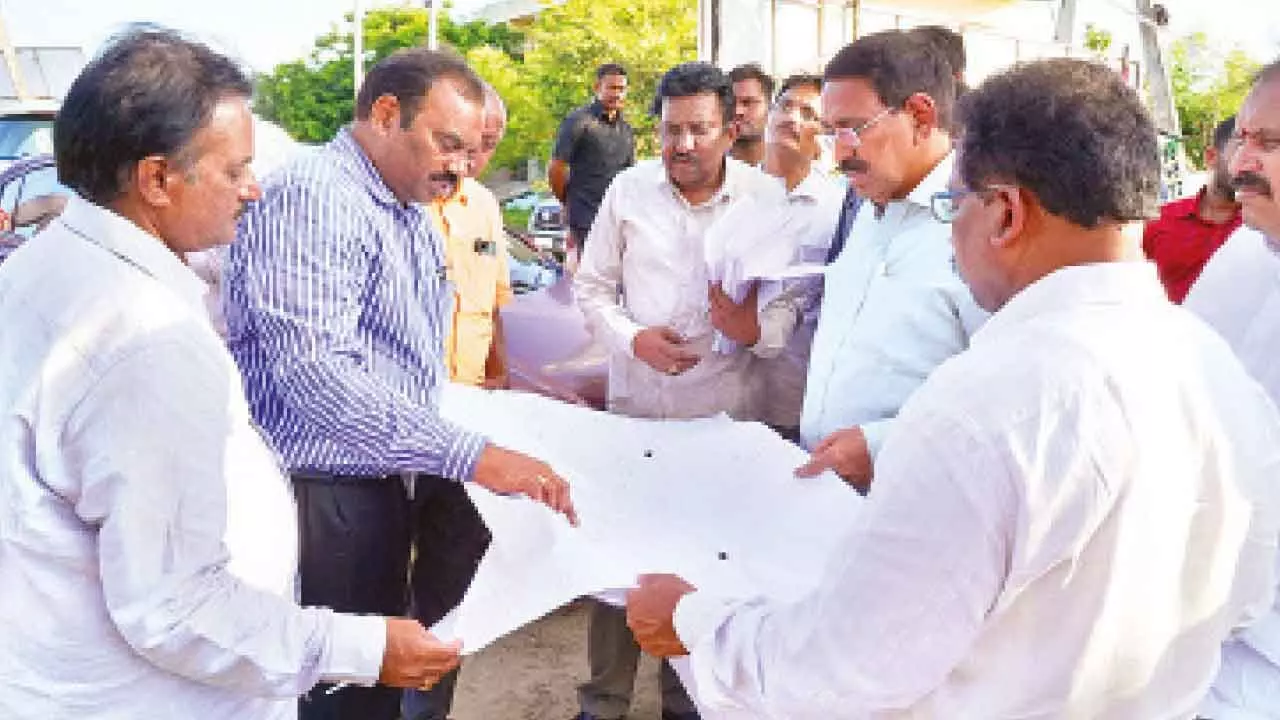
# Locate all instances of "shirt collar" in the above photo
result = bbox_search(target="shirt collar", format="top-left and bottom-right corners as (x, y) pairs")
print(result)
(56, 194), (208, 312)
(904, 150), (955, 209)
(788, 166), (836, 203)
(589, 99), (623, 124)
(331, 127), (403, 209)
(973, 261), (1166, 345)
(658, 156), (756, 209)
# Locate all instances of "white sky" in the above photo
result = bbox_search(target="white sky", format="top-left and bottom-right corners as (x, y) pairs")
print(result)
(2, 0), (1276, 74)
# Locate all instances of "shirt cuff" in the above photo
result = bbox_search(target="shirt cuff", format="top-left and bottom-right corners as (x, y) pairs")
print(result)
(860, 419), (892, 460)
(441, 422), (488, 482)
(319, 613), (387, 686)
(673, 589), (738, 651)
(614, 318), (645, 360)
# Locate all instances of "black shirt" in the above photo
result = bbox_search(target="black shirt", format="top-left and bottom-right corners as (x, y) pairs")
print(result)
(552, 99), (635, 234)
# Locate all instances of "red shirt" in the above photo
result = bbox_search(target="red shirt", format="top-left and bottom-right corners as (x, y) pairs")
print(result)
(1143, 189), (1241, 303)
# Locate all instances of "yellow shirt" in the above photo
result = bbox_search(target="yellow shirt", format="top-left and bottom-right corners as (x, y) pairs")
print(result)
(430, 178), (513, 386)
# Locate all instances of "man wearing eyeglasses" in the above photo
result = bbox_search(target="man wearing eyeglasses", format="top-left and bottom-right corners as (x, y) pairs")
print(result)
(791, 30), (983, 492)
(705, 74), (845, 440)
(624, 56), (1280, 719)
(571, 61), (774, 720)
(1187, 59), (1280, 719)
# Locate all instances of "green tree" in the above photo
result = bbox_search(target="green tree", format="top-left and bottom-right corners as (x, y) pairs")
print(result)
(255, 7), (524, 144)
(519, 0), (698, 160)
(1169, 32), (1259, 166)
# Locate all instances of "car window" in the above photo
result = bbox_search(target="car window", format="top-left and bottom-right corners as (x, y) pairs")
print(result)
(0, 163), (70, 263)
(0, 119), (55, 161)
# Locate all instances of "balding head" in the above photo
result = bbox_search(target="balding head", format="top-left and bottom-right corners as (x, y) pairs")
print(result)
(471, 83), (507, 177)
(1230, 60), (1280, 241)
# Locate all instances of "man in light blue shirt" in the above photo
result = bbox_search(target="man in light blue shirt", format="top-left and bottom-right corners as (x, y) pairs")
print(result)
(794, 30), (984, 491)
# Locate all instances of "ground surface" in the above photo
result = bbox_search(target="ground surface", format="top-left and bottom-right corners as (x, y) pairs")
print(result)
(452, 600), (662, 720)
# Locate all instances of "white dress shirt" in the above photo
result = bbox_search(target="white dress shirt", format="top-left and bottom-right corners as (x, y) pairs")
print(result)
(674, 262), (1280, 718)
(574, 157), (775, 420)
(1185, 226), (1280, 719)
(732, 169), (844, 428)
(799, 152), (984, 453)
(0, 197), (384, 719)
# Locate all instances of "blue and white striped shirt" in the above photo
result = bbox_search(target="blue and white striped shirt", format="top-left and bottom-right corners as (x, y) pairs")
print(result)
(224, 128), (486, 480)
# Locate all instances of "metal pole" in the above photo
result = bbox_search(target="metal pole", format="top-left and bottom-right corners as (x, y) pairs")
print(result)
(1054, 0), (1078, 46)
(353, 0), (365, 99)
(1136, 0), (1179, 135)
(429, 0), (440, 51)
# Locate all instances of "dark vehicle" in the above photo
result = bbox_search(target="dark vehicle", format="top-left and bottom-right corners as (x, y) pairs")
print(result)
(527, 196), (568, 255)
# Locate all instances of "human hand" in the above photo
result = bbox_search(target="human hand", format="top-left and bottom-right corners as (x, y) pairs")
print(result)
(626, 573), (696, 657)
(480, 374), (509, 390)
(632, 326), (701, 377)
(794, 426), (874, 492)
(378, 618), (462, 690)
(707, 281), (760, 346)
(472, 444), (579, 525)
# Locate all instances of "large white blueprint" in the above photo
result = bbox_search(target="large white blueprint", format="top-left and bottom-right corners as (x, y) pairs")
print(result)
(432, 385), (862, 715)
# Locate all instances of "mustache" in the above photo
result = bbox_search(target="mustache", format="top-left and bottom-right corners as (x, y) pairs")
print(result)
(1232, 172), (1273, 197)
(840, 156), (869, 173)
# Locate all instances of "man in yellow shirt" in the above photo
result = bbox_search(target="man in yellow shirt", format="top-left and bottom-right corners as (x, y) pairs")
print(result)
(431, 83), (513, 388)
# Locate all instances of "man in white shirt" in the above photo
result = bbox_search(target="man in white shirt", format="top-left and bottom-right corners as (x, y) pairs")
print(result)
(1190, 59), (1280, 719)
(705, 74), (844, 438)
(624, 57), (1280, 718)
(572, 61), (772, 720)
(792, 30), (983, 491)
(0, 30), (462, 719)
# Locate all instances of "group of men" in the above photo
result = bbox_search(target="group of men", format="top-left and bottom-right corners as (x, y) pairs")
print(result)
(4, 17), (1280, 720)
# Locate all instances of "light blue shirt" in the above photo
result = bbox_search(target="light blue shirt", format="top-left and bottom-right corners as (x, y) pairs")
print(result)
(799, 152), (985, 453)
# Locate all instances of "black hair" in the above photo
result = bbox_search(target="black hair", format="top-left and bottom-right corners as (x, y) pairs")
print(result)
(957, 58), (1160, 228)
(651, 62), (735, 124)
(1212, 116), (1237, 152)
(54, 28), (251, 204)
(777, 73), (822, 101)
(596, 63), (628, 80)
(910, 25), (966, 76)
(355, 47), (483, 129)
(728, 63), (776, 99)
(824, 30), (956, 129)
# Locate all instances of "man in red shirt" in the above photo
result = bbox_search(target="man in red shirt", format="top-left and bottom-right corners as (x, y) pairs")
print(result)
(1144, 116), (1242, 302)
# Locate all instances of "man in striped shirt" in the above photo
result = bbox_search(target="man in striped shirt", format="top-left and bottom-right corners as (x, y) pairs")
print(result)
(224, 48), (576, 720)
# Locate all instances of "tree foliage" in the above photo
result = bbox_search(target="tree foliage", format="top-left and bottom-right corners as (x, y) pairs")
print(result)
(255, 7), (525, 144)
(254, 0), (697, 171)
(1169, 32), (1259, 167)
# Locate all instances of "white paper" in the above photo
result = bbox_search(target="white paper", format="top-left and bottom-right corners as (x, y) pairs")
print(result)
(433, 384), (863, 677)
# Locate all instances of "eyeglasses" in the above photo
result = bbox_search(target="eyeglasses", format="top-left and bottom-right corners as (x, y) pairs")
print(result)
(818, 107), (896, 149)
(930, 184), (1018, 223)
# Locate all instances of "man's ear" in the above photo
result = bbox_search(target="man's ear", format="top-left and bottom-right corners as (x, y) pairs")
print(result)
(1203, 145), (1219, 170)
(990, 185), (1037, 254)
(132, 155), (177, 208)
(368, 94), (403, 134)
(903, 92), (940, 141)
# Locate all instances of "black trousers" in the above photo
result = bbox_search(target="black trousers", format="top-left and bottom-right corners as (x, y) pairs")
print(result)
(293, 474), (490, 720)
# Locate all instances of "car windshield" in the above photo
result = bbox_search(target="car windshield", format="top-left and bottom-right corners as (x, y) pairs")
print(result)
(0, 119), (55, 161)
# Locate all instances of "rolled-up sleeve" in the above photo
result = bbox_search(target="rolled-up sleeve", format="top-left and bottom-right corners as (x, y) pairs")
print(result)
(574, 178), (644, 357)
(66, 335), (387, 696)
(238, 181), (485, 481)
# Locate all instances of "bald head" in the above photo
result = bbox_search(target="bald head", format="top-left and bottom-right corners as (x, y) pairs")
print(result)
(471, 83), (507, 177)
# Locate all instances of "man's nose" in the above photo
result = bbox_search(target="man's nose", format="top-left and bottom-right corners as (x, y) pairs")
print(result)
(1230, 142), (1259, 177)
(241, 170), (263, 202)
